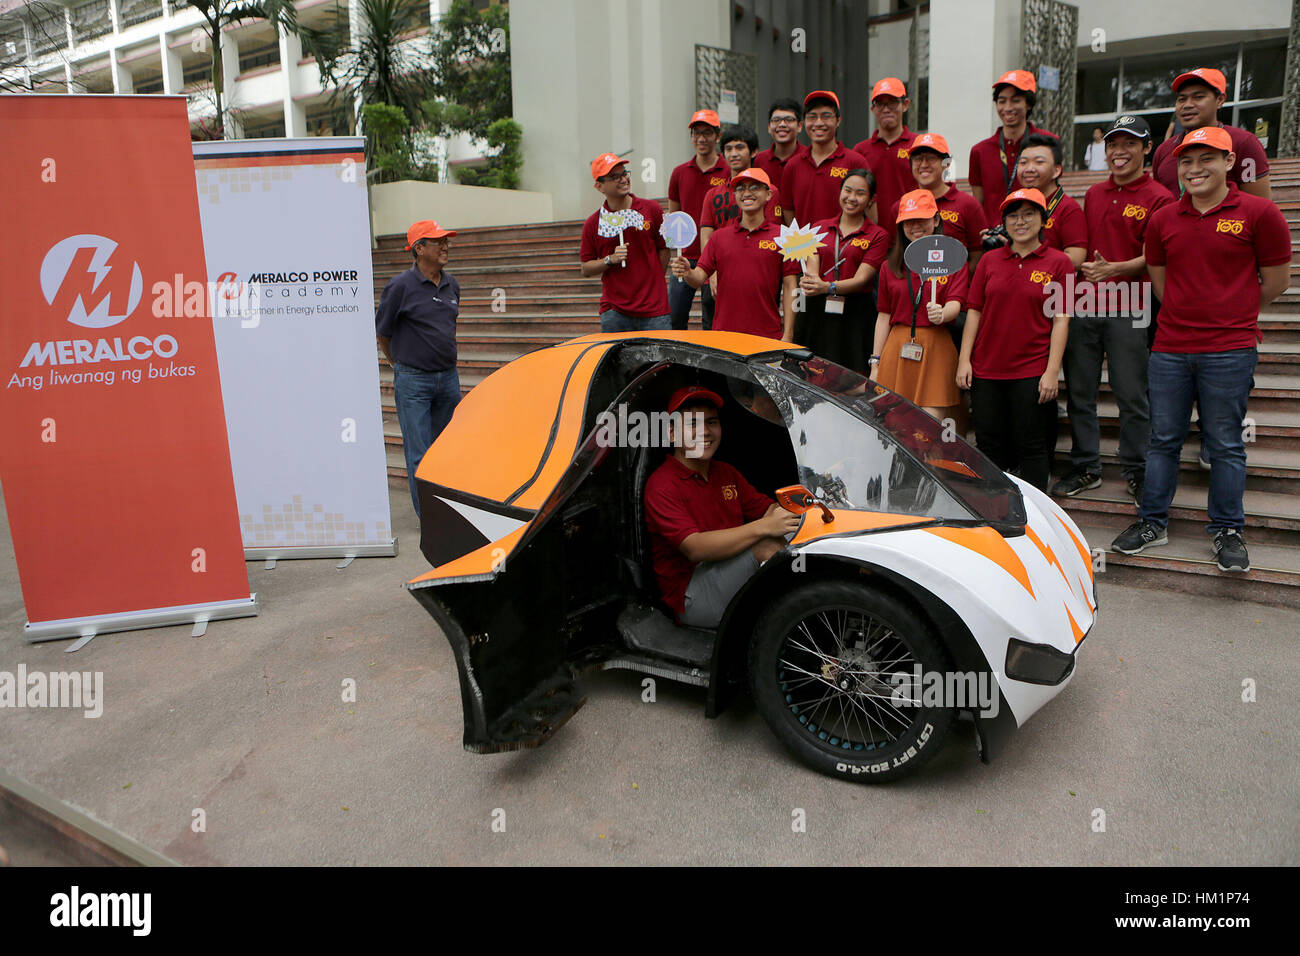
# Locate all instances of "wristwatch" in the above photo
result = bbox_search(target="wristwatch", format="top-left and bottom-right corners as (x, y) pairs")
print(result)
(604, 255), (613, 267)
(829, 281), (838, 295)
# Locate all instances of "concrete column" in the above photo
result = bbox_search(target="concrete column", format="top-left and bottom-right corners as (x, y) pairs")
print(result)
(279, 30), (303, 137)
(110, 48), (133, 92)
(928, 0), (1012, 180)
(161, 31), (183, 93)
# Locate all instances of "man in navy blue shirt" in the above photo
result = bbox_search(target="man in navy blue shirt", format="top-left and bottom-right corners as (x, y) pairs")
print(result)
(376, 220), (462, 516)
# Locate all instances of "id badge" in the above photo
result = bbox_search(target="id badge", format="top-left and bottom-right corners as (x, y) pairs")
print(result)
(824, 295), (845, 314)
(900, 341), (924, 362)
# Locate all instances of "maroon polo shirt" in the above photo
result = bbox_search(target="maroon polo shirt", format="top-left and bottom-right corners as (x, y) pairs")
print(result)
(1082, 172), (1174, 282)
(644, 455), (773, 619)
(699, 182), (783, 231)
(890, 184), (987, 254)
(696, 218), (801, 338)
(966, 243), (1074, 379)
(579, 195), (669, 318)
(782, 142), (871, 226)
(811, 215), (888, 283)
(1151, 124), (1270, 197)
(1144, 183), (1292, 353)
(1040, 188), (1088, 255)
(967, 123), (1055, 224)
(668, 154), (729, 258)
(853, 127), (917, 238)
(877, 264), (968, 327)
(753, 142), (808, 196)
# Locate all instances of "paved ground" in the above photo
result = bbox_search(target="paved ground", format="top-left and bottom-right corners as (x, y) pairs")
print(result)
(1, 482), (1297, 866)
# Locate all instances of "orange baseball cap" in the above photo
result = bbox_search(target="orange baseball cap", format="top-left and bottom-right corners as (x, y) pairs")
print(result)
(896, 189), (939, 222)
(590, 152), (627, 181)
(993, 69), (1036, 93)
(804, 90), (840, 110)
(910, 133), (950, 157)
(405, 220), (456, 249)
(1173, 125), (1234, 156)
(1172, 68), (1227, 94)
(730, 167), (772, 190)
(871, 77), (906, 101)
(688, 109), (721, 129)
(667, 385), (723, 414)
(1000, 187), (1048, 214)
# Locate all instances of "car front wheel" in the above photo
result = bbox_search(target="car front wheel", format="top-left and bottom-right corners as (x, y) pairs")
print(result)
(749, 581), (956, 783)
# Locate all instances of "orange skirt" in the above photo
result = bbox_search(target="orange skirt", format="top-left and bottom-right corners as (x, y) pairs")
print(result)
(876, 324), (959, 408)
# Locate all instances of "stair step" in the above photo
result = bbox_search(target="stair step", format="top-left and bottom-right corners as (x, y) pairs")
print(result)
(1061, 477), (1300, 538)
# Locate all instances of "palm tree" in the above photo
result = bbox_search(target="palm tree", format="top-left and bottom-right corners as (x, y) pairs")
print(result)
(320, 0), (435, 128)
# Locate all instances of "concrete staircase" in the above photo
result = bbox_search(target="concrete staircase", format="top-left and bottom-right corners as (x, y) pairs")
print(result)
(372, 159), (1300, 607)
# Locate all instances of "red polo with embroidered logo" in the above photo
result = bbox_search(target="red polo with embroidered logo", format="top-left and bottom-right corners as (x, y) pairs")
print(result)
(579, 194), (669, 318)
(966, 242), (1074, 378)
(811, 215), (889, 282)
(1040, 188), (1088, 254)
(1082, 172), (1173, 282)
(967, 123), (1055, 224)
(668, 155), (729, 258)
(644, 455), (773, 619)
(782, 141), (871, 225)
(754, 142), (808, 196)
(1151, 125), (1269, 197)
(699, 182), (783, 231)
(696, 219), (801, 337)
(877, 263), (968, 327)
(853, 127), (917, 238)
(890, 184), (987, 254)
(1144, 183), (1291, 353)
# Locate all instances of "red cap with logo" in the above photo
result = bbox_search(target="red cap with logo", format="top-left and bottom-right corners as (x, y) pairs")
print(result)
(993, 69), (1036, 93)
(1172, 125), (1234, 156)
(405, 220), (457, 250)
(667, 385), (723, 414)
(730, 167), (772, 190)
(871, 77), (907, 101)
(910, 133), (950, 157)
(1172, 68), (1227, 94)
(688, 109), (721, 129)
(896, 189), (939, 222)
(803, 90), (840, 111)
(590, 152), (627, 181)
(1000, 187), (1048, 214)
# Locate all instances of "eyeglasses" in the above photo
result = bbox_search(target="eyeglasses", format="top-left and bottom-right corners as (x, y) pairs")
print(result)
(734, 182), (766, 194)
(770, 116), (799, 126)
(1004, 209), (1040, 223)
(419, 238), (449, 248)
(600, 170), (631, 182)
(805, 111), (837, 122)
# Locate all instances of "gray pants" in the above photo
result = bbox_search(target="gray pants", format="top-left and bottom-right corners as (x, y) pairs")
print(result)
(680, 550), (760, 629)
(1063, 313), (1150, 479)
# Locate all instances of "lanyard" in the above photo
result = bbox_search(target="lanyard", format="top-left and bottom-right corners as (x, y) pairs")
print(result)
(998, 130), (1017, 191)
(820, 229), (847, 280)
(1044, 185), (1065, 222)
(904, 268), (928, 339)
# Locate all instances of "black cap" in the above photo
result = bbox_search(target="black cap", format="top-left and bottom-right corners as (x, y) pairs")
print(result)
(1102, 115), (1151, 141)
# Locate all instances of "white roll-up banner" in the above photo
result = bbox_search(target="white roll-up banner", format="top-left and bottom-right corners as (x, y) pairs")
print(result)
(193, 138), (395, 559)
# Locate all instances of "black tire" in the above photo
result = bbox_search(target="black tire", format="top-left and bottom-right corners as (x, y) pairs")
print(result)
(748, 581), (957, 783)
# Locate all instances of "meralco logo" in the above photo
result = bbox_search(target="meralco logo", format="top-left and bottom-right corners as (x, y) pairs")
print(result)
(40, 235), (143, 329)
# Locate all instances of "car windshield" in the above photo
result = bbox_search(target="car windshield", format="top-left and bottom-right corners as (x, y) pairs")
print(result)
(751, 355), (1025, 526)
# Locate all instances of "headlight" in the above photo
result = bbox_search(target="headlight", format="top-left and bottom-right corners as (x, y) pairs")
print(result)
(1005, 638), (1076, 685)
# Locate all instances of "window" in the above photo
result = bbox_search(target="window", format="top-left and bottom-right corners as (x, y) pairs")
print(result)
(243, 118), (286, 139)
(135, 76), (165, 94)
(1075, 64), (1118, 114)
(305, 103), (351, 136)
(71, 0), (112, 42)
(1240, 42), (1286, 100)
(238, 41), (280, 74)
(182, 60), (211, 87)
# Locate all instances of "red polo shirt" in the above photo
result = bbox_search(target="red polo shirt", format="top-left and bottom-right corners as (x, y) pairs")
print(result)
(890, 185), (987, 254)
(579, 195), (669, 318)
(696, 219), (801, 338)
(968, 123), (1055, 224)
(853, 127), (917, 239)
(644, 455), (773, 619)
(1041, 188), (1088, 254)
(1151, 124), (1270, 197)
(782, 142), (871, 226)
(966, 243), (1074, 379)
(877, 264), (968, 327)
(811, 215), (889, 283)
(699, 182), (783, 231)
(668, 154), (729, 258)
(1082, 172), (1174, 282)
(1144, 183), (1292, 353)
(754, 142), (809, 196)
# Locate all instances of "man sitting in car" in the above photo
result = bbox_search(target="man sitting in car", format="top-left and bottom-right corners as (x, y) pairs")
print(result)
(644, 386), (802, 627)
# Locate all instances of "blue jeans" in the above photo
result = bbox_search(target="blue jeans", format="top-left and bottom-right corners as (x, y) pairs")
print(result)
(668, 258), (714, 330)
(393, 361), (461, 516)
(1140, 348), (1256, 533)
(600, 309), (672, 333)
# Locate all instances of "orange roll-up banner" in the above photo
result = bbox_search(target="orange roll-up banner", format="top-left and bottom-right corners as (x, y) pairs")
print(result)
(0, 95), (256, 641)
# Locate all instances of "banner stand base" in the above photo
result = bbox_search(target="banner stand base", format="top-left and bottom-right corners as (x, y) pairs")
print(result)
(244, 539), (398, 565)
(25, 594), (260, 644)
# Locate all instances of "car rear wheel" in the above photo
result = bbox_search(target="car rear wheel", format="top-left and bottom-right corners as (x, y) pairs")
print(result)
(748, 581), (956, 783)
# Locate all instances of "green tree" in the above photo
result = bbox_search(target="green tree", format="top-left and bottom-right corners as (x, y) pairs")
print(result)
(451, 117), (522, 189)
(363, 102), (436, 183)
(319, 0), (434, 129)
(422, 0), (512, 143)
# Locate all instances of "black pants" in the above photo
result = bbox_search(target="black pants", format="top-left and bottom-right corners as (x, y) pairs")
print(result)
(1063, 312), (1150, 480)
(970, 375), (1058, 491)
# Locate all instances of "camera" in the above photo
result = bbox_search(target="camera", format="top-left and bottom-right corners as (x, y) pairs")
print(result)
(982, 223), (1010, 251)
